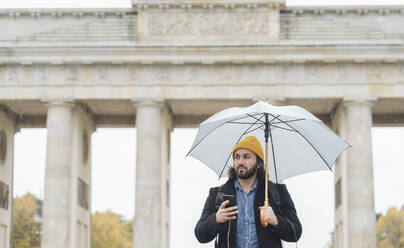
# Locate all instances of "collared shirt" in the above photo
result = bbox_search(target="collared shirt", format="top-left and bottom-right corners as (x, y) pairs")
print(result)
(235, 179), (259, 248)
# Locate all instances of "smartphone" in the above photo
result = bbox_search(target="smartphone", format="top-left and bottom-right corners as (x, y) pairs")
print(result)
(222, 194), (236, 208)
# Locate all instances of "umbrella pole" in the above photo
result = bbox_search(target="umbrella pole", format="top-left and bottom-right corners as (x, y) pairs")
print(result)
(260, 114), (270, 227)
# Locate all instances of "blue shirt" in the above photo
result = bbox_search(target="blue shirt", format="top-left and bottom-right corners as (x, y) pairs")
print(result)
(235, 179), (259, 248)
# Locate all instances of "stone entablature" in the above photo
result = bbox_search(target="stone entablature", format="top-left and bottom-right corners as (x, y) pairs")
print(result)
(0, 9), (137, 43)
(1, 45), (404, 63)
(1, 62), (404, 88)
(133, 0), (284, 9)
(1, 5), (403, 45)
(281, 6), (404, 41)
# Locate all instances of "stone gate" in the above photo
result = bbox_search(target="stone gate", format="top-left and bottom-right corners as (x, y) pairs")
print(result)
(0, 1), (404, 247)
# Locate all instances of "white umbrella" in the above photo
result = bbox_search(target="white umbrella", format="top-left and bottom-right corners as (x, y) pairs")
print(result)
(186, 100), (350, 226)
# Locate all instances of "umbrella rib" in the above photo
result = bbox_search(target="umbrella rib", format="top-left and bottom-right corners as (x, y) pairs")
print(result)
(253, 115), (281, 132)
(246, 113), (266, 124)
(271, 124), (297, 133)
(272, 118), (305, 125)
(227, 121), (264, 125)
(218, 114), (266, 178)
(186, 113), (264, 157)
(244, 124), (265, 134)
(269, 124), (279, 183)
(269, 115), (281, 124)
(247, 113), (279, 125)
(268, 113), (333, 172)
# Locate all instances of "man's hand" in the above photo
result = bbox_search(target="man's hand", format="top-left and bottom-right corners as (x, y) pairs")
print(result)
(259, 205), (278, 227)
(216, 200), (239, 224)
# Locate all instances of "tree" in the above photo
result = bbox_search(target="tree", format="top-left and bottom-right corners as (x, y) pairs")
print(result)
(12, 193), (133, 248)
(12, 193), (41, 248)
(377, 206), (404, 248)
(328, 231), (335, 248)
(91, 211), (133, 248)
(328, 206), (404, 248)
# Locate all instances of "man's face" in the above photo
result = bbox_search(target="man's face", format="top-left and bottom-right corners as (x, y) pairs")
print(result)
(233, 148), (258, 180)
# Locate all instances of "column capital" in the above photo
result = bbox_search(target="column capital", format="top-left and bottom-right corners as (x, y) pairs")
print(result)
(41, 98), (75, 108)
(132, 98), (166, 109)
(342, 96), (377, 108)
(251, 96), (285, 106)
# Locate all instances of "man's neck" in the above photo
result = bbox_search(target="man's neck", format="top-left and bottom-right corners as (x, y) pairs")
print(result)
(237, 174), (258, 194)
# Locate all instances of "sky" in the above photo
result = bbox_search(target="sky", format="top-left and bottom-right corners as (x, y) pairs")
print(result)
(3, 0), (404, 248)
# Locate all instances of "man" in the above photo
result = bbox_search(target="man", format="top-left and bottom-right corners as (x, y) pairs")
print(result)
(195, 136), (302, 248)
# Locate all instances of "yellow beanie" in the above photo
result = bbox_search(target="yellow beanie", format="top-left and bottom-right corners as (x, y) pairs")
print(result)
(232, 136), (264, 161)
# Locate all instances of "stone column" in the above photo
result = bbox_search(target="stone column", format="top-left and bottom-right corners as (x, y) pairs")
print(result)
(70, 105), (95, 248)
(343, 99), (377, 248)
(332, 104), (349, 248)
(41, 100), (75, 248)
(133, 100), (166, 248)
(0, 107), (16, 248)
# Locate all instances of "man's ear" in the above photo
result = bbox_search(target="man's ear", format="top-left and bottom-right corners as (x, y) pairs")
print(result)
(256, 156), (263, 168)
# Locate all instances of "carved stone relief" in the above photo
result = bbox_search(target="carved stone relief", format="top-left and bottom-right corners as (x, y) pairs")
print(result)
(0, 130), (6, 165)
(0, 181), (8, 210)
(95, 65), (111, 83)
(65, 65), (80, 83)
(78, 178), (89, 210)
(35, 65), (53, 84)
(214, 65), (233, 82)
(148, 12), (270, 36)
(365, 63), (383, 82)
(125, 65), (145, 82)
(335, 178), (342, 209)
(304, 63), (322, 82)
(149, 13), (193, 35)
(337, 63), (355, 83)
(82, 129), (88, 165)
(398, 63), (404, 80)
(1, 62), (403, 86)
(4, 66), (22, 85)
(244, 64), (264, 82)
(152, 65), (171, 83)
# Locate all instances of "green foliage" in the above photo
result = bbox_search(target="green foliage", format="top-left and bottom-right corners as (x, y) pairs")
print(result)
(91, 211), (133, 248)
(12, 193), (41, 248)
(377, 206), (404, 248)
(12, 193), (133, 248)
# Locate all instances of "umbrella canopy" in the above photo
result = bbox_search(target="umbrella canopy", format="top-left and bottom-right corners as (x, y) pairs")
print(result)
(187, 100), (350, 183)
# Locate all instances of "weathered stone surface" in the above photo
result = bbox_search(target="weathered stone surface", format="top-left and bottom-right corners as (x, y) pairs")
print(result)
(0, 108), (16, 248)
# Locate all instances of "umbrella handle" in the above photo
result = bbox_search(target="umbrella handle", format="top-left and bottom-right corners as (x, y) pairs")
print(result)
(260, 199), (269, 227)
(261, 137), (270, 227)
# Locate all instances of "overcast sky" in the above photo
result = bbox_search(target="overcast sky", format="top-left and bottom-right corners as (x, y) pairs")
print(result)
(4, 0), (404, 248)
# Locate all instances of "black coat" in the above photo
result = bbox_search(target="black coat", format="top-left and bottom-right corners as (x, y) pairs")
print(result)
(194, 177), (302, 248)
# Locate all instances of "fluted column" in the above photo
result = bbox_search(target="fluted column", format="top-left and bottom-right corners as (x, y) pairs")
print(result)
(41, 100), (75, 248)
(133, 100), (165, 248)
(332, 104), (349, 248)
(343, 99), (377, 248)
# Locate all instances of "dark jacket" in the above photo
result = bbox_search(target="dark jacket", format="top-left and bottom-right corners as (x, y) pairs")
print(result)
(194, 177), (302, 248)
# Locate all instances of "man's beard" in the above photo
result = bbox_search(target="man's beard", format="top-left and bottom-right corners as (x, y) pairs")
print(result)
(236, 164), (258, 179)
